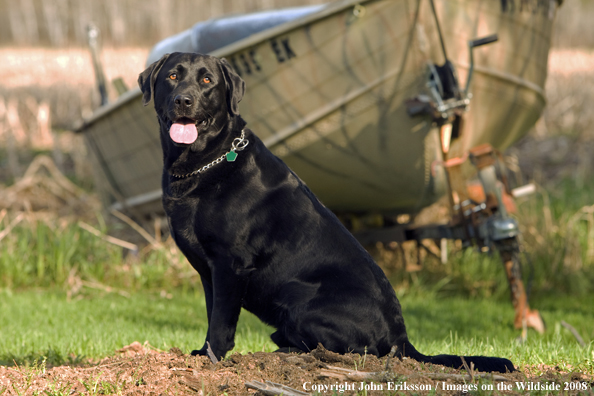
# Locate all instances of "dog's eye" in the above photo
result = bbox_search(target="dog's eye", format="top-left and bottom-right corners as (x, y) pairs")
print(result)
(169, 74), (177, 80)
(202, 77), (211, 83)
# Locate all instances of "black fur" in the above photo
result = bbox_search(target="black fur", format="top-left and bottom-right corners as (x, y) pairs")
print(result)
(138, 52), (515, 373)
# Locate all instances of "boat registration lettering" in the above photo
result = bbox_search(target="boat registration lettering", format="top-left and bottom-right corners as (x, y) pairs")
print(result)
(227, 37), (297, 77)
(270, 37), (296, 63)
(500, 0), (554, 15)
(228, 49), (261, 77)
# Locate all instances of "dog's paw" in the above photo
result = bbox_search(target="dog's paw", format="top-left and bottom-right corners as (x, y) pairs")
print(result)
(190, 348), (207, 356)
(191, 342), (221, 363)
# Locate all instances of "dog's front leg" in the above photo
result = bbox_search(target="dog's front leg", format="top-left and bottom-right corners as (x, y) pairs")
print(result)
(191, 278), (214, 355)
(191, 261), (248, 360)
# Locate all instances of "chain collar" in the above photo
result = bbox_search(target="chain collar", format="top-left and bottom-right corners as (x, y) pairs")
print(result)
(171, 129), (249, 178)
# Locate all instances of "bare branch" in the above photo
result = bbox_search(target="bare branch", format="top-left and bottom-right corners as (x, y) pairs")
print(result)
(206, 342), (219, 364)
(245, 380), (309, 396)
(561, 321), (587, 347)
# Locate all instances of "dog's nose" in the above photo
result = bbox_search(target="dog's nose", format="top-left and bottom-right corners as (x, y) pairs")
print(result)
(174, 94), (194, 108)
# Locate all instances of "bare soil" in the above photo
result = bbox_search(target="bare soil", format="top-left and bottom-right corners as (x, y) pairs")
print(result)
(1, 343), (592, 395)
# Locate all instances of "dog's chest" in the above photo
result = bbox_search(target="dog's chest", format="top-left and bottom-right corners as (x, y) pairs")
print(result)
(163, 191), (242, 255)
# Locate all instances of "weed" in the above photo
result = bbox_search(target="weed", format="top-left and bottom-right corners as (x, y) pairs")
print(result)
(130, 353), (148, 387)
(9, 376), (26, 396)
(355, 346), (368, 371)
(362, 346), (367, 370)
(100, 380), (122, 395)
(6, 358), (46, 396)
(0, 215), (199, 292)
(43, 379), (72, 396)
(79, 371), (104, 396)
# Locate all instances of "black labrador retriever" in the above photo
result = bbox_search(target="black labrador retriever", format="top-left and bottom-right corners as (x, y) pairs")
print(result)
(138, 52), (514, 373)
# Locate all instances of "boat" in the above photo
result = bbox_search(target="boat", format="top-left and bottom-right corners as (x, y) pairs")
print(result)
(77, 0), (558, 333)
(78, 0), (558, 219)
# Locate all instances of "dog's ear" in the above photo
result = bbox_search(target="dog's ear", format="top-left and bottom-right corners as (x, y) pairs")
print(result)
(138, 53), (171, 106)
(219, 58), (245, 116)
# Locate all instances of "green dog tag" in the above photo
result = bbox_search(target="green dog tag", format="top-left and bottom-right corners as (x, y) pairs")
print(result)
(226, 151), (238, 162)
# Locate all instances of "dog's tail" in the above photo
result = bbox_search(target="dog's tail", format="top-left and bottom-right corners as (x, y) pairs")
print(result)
(399, 341), (515, 373)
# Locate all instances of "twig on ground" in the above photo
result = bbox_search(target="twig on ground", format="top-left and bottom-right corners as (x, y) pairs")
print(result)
(154, 217), (162, 244)
(80, 358), (136, 370)
(178, 377), (202, 393)
(460, 356), (475, 382)
(318, 365), (378, 381)
(206, 342), (219, 364)
(78, 221), (138, 252)
(385, 345), (398, 371)
(80, 280), (130, 298)
(110, 209), (160, 247)
(0, 212), (24, 243)
(561, 321), (587, 347)
(143, 341), (165, 353)
(245, 380), (309, 396)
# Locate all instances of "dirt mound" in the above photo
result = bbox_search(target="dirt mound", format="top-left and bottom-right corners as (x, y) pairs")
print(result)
(2, 344), (592, 395)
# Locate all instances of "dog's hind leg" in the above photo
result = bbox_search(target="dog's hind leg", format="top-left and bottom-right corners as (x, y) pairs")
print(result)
(270, 330), (292, 348)
(270, 330), (309, 354)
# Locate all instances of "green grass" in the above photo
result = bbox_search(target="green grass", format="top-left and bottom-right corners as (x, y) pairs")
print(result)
(0, 289), (592, 373)
(403, 293), (594, 371)
(0, 289), (275, 366)
(0, 214), (201, 292)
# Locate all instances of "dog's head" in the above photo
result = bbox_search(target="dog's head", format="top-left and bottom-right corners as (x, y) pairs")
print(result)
(138, 52), (245, 146)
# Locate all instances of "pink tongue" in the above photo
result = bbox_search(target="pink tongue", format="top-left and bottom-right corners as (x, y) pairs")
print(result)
(169, 123), (198, 144)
